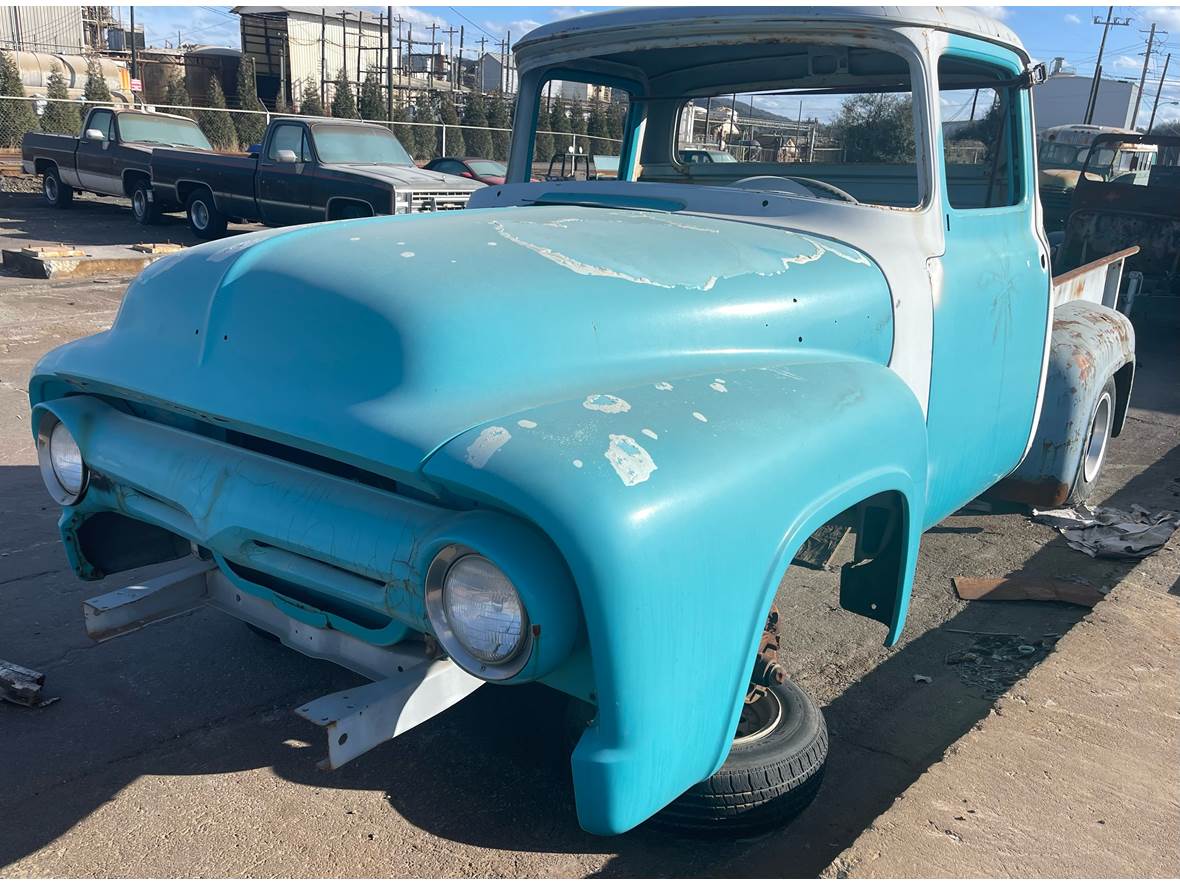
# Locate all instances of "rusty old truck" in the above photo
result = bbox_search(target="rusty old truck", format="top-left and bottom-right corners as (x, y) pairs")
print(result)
(28, 7), (1136, 836)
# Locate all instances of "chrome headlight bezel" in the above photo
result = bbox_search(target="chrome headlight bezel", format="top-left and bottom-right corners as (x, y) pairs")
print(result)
(393, 190), (412, 214)
(424, 544), (533, 680)
(35, 411), (89, 505)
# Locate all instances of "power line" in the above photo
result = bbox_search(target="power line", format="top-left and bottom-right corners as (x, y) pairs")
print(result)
(449, 7), (497, 42)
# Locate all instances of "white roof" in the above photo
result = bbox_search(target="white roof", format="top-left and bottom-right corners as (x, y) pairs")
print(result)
(517, 6), (1025, 60)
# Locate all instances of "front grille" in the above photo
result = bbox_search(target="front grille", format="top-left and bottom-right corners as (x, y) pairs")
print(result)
(410, 190), (471, 212)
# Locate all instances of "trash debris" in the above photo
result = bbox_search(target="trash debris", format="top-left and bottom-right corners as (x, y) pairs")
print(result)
(953, 575), (1106, 608)
(0, 659), (59, 708)
(942, 634), (1051, 699)
(912, 673), (933, 684)
(1031, 504), (1180, 559)
(1017, 644), (1037, 656)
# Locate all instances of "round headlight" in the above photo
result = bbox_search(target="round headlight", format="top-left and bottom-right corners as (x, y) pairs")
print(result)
(36, 413), (89, 505)
(425, 546), (532, 680)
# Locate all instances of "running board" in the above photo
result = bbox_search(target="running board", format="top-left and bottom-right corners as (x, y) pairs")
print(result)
(81, 561), (484, 768)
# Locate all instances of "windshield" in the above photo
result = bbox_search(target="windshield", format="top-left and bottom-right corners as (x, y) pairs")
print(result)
(1039, 142), (1083, 168)
(467, 159), (506, 176)
(312, 125), (413, 165)
(118, 113), (211, 149)
(707, 151), (738, 163)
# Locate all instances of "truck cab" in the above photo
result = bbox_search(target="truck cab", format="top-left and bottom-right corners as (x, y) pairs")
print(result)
(27, 7), (1136, 839)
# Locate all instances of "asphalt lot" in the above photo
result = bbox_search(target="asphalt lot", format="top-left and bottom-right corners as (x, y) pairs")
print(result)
(1, 190), (1177, 876)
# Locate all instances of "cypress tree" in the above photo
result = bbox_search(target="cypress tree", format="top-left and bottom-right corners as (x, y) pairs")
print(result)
(0, 51), (37, 147)
(81, 59), (112, 118)
(358, 67), (385, 121)
(437, 93), (463, 157)
(549, 98), (572, 158)
(330, 68), (358, 119)
(41, 64), (81, 135)
(533, 94), (553, 165)
(300, 76), (325, 117)
(164, 67), (192, 117)
(390, 101), (414, 151)
(234, 56), (267, 146)
(196, 78), (238, 150)
(411, 92), (437, 160)
(487, 94), (511, 161)
(461, 92), (491, 158)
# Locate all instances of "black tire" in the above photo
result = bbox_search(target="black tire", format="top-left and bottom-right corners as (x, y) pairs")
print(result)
(42, 167), (73, 208)
(186, 188), (228, 239)
(1064, 377), (1117, 506)
(653, 679), (828, 837)
(130, 179), (162, 225)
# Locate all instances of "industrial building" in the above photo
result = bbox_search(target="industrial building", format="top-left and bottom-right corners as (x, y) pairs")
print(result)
(1033, 65), (1142, 132)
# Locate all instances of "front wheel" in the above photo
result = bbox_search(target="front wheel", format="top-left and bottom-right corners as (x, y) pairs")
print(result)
(130, 180), (162, 225)
(42, 167), (73, 208)
(1064, 377), (1117, 506)
(654, 679), (828, 836)
(186, 189), (228, 239)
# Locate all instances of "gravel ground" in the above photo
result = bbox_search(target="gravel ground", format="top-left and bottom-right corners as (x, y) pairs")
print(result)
(1, 198), (1177, 876)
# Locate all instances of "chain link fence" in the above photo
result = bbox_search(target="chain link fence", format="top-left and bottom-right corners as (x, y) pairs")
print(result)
(1, 95), (620, 166)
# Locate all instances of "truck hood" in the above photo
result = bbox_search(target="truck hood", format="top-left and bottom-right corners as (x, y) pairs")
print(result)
(31, 206), (893, 482)
(320, 163), (484, 191)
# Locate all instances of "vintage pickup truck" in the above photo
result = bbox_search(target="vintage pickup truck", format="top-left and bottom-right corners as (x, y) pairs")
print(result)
(27, 7), (1137, 837)
(21, 107), (214, 224)
(150, 117), (484, 238)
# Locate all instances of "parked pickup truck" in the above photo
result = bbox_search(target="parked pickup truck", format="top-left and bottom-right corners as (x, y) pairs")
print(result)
(150, 117), (484, 238)
(22, 107), (213, 225)
(28, 7), (1137, 838)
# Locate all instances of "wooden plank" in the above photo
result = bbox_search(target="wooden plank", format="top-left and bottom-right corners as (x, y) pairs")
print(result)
(953, 575), (1105, 608)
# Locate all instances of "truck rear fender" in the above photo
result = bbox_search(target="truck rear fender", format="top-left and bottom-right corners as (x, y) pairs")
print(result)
(993, 300), (1135, 507)
(421, 357), (928, 834)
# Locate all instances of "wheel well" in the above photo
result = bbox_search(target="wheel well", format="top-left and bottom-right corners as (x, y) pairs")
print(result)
(175, 181), (211, 207)
(123, 170), (149, 197)
(1112, 360), (1134, 438)
(326, 198), (374, 220)
(34, 158), (58, 177)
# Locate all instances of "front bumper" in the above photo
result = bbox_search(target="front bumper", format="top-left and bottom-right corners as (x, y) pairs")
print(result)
(34, 394), (580, 677)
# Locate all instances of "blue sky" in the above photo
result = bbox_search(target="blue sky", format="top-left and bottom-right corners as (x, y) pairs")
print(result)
(125, 5), (1180, 123)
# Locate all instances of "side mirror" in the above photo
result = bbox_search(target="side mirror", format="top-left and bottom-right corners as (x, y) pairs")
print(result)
(274, 149), (298, 164)
(84, 128), (106, 142)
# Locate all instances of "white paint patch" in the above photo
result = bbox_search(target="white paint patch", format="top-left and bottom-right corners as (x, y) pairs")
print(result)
(693, 411), (708, 423)
(654, 381), (674, 391)
(465, 426), (511, 468)
(572, 459), (583, 468)
(400, 251), (415, 258)
(583, 394), (631, 414)
(766, 366), (803, 381)
(487, 241), (497, 246)
(710, 381), (728, 393)
(642, 428), (658, 440)
(349, 237), (360, 241)
(604, 434), (658, 487)
(397, 241), (406, 245)
(517, 419), (537, 429)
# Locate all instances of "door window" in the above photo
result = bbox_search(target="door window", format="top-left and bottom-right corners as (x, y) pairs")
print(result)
(86, 109), (114, 139)
(268, 124), (307, 161)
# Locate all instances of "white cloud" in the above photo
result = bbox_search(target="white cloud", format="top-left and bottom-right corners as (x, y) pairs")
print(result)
(1064, 13), (1081, 25)
(1143, 6), (1180, 33)
(1111, 54), (1142, 73)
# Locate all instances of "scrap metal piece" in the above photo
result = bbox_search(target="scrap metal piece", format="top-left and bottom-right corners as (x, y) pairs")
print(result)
(296, 659), (483, 769)
(954, 575), (1106, 608)
(130, 243), (184, 254)
(83, 559), (215, 641)
(0, 659), (59, 708)
(1032, 504), (1180, 559)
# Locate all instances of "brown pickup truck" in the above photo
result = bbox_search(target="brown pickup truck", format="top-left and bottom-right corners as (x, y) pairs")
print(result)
(21, 106), (213, 225)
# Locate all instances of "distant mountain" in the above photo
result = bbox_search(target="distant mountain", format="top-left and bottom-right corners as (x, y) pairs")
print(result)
(694, 95), (793, 123)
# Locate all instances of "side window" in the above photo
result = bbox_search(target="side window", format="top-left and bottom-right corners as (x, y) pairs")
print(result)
(530, 79), (632, 180)
(300, 130), (313, 162)
(87, 109), (113, 139)
(267, 124), (304, 161)
(434, 160), (464, 174)
(939, 59), (1023, 209)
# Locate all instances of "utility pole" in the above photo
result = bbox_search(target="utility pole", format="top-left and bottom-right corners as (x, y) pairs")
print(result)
(129, 6), (138, 80)
(356, 11), (363, 84)
(1085, 7), (1131, 124)
(458, 26), (465, 91)
(429, 23), (438, 79)
(477, 37), (487, 93)
(1148, 52), (1172, 132)
(442, 26), (457, 90)
(499, 38), (507, 92)
(320, 8), (327, 106)
(386, 7), (394, 119)
(1131, 23), (1162, 129)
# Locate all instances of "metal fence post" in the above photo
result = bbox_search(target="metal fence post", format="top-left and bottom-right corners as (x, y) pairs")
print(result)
(441, 123), (446, 157)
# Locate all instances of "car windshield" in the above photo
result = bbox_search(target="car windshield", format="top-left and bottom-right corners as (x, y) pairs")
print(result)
(467, 160), (506, 176)
(1039, 142), (1083, 168)
(312, 125), (413, 165)
(118, 113), (211, 149)
(707, 151), (738, 163)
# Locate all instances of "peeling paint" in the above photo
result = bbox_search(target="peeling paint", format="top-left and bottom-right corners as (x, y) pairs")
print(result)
(710, 381), (728, 393)
(642, 428), (658, 439)
(572, 459), (584, 468)
(583, 394), (631, 414)
(692, 411), (708, 423)
(465, 426), (511, 468)
(517, 419), (538, 429)
(400, 251), (415, 258)
(654, 382), (674, 391)
(604, 434), (658, 486)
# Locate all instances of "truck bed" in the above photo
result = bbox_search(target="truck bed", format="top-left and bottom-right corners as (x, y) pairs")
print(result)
(151, 148), (259, 219)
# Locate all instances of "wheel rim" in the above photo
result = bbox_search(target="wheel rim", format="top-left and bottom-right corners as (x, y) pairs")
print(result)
(1083, 392), (1113, 484)
(733, 688), (784, 746)
(44, 175), (58, 201)
(192, 200), (209, 230)
(133, 190), (146, 218)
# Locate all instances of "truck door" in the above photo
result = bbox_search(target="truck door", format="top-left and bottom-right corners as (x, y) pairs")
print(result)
(257, 123), (314, 225)
(923, 46), (1052, 524)
(76, 109), (119, 193)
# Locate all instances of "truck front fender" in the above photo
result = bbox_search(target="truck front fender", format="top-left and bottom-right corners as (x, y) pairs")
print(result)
(993, 300), (1135, 507)
(421, 358), (928, 834)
